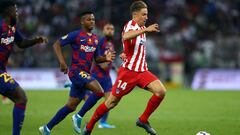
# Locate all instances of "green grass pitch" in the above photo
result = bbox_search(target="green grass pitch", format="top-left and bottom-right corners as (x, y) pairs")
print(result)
(0, 88), (240, 135)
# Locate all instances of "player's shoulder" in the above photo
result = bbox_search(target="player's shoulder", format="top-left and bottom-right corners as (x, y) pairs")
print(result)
(92, 33), (99, 39)
(124, 20), (139, 32)
(125, 20), (137, 27)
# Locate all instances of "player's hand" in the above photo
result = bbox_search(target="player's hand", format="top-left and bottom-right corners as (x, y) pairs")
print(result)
(35, 36), (48, 45)
(60, 62), (68, 74)
(120, 52), (126, 61)
(146, 23), (160, 33)
(105, 50), (116, 62)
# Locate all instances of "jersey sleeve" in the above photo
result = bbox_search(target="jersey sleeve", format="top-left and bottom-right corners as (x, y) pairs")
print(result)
(59, 30), (79, 47)
(123, 20), (138, 33)
(94, 37), (103, 58)
(96, 38), (105, 56)
(14, 29), (25, 43)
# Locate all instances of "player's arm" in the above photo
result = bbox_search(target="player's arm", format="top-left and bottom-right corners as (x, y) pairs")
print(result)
(53, 40), (68, 74)
(122, 23), (160, 41)
(15, 30), (48, 48)
(53, 31), (78, 74)
(94, 38), (116, 63)
(95, 50), (116, 63)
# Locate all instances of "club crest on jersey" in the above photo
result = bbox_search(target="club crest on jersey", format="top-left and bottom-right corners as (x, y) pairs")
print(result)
(1, 36), (15, 45)
(87, 38), (93, 45)
(80, 45), (96, 52)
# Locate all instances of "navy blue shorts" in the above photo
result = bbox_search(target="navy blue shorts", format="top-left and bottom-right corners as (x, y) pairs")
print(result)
(83, 75), (112, 95)
(69, 70), (95, 99)
(97, 76), (112, 93)
(0, 70), (19, 95)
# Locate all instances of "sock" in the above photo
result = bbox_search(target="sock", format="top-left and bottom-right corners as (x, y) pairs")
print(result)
(139, 95), (164, 123)
(13, 103), (26, 135)
(47, 106), (74, 130)
(100, 112), (109, 123)
(78, 93), (102, 117)
(86, 103), (109, 131)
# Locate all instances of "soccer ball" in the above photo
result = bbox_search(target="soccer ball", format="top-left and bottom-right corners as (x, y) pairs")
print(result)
(196, 131), (210, 135)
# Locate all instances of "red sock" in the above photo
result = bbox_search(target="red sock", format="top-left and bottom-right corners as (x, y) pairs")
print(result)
(86, 103), (109, 131)
(139, 95), (164, 123)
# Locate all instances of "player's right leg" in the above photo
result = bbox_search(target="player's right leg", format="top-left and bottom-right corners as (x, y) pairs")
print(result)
(82, 67), (138, 134)
(0, 71), (27, 135)
(82, 94), (121, 135)
(39, 79), (85, 135)
(39, 96), (81, 135)
(98, 91), (116, 129)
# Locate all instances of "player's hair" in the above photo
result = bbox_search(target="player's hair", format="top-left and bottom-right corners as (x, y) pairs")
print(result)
(0, 0), (16, 15)
(79, 10), (94, 19)
(130, 0), (147, 14)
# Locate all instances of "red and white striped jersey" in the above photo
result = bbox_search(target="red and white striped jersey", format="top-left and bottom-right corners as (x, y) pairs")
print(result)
(121, 20), (148, 72)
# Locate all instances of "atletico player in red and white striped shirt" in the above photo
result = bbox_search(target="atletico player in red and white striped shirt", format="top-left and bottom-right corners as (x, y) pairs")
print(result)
(82, 1), (166, 135)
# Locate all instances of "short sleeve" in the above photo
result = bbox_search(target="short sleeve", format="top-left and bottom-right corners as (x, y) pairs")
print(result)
(96, 38), (105, 56)
(59, 30), (79, 47)
(94, 37), (102, 58)
(123, 20), (138, 33)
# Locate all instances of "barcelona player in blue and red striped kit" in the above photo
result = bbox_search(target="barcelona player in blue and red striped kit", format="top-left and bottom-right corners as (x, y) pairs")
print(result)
(72, 23), (116, 131)
(39, 11), (115, 135)
(0, 1), (48, 135)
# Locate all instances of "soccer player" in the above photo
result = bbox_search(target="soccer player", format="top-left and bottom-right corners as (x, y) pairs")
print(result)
(38, 11), (115, 135)
(0, 0), (48, 135)
(82, 1), (166, 135)
(72, 23), (116, 132)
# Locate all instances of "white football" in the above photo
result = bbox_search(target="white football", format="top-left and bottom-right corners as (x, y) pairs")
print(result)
(196, 131), (210, 135)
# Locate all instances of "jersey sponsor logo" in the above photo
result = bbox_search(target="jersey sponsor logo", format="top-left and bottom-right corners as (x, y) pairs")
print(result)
(80, 45), (96, 52)
(1, 36), (15, 45)
(140, 40), (145, 45)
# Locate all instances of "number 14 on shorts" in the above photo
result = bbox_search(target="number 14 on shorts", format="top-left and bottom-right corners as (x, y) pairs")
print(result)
(117, 80), (127, 90)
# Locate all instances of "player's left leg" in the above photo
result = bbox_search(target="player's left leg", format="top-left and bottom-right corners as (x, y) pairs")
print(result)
(3, 86), (27, 135)
(98, 91), (116, 129)
(137, 71), (166, 135)
(77, 80), (104, 118)
(71, 79), (104, 133)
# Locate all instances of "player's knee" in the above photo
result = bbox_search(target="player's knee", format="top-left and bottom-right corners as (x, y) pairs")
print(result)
(66, 104), (77, 111)
(16, 94), (28, 104)
(154, 88), (166, 97)
(105, 100), (118, 109)
(109, 101), (118, 109)
(66, 102), (78, 111)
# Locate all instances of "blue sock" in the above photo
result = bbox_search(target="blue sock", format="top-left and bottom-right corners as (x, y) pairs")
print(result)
(78, 93), (102, 117)
(100, 112), (109, 123)
(13, 104), (26, 135)
(47, 106), (73, 130)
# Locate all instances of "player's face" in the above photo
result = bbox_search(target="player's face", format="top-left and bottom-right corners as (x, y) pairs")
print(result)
(135, 8), (148, 26)
(7, 5), (18, 26)
(103, 24), (114, 37)
(81, 14), (95, 31)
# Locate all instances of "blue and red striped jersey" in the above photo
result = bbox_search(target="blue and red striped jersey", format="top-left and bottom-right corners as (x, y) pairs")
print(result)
(0, 17), (24, 71)
(59, 29), (100, 74)
(91, 37), (115, 79)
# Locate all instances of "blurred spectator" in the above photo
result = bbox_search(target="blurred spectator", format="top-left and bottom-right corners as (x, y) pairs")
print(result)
(9, 0), (240, 85)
